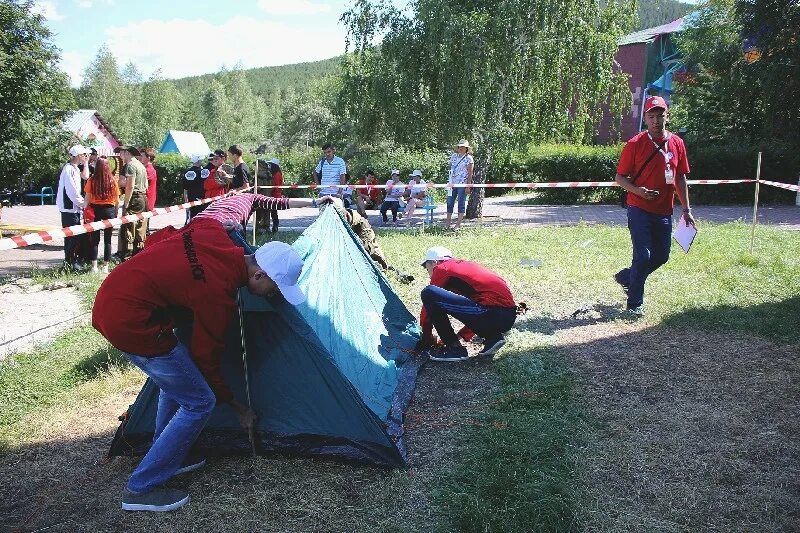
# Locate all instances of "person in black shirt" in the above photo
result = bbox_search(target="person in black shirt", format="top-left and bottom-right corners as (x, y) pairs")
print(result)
(183, 154), (210, 220)
(227, 144), (250, 191)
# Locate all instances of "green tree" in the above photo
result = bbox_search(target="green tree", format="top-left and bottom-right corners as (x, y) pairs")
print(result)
(201, 78), (235, 148)
(139, 70), (182, 148)
(0, 0), (75, 191)
(339, 0), (634, 217)
(673, 0), (799, 147)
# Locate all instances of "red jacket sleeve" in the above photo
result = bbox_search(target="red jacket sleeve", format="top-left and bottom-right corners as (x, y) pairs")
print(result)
(189, 288), (236, 402)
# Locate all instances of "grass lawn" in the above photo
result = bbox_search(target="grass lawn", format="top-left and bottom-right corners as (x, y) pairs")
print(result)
(1, 221), (798, 532)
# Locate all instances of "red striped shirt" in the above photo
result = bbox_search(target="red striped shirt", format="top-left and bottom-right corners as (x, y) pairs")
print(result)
(196, 193), (290, 224)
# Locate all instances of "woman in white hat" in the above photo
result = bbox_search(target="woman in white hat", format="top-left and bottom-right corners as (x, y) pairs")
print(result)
(446, 139), (474, 230)
(403, 169), (427, 226)
(380, 169), (405, 225)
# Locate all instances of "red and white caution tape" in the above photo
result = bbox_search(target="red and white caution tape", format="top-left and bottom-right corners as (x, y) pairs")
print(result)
(0, 194), (228, 252)
(759, 179), (800, 192)
(258, 178), (756, 190)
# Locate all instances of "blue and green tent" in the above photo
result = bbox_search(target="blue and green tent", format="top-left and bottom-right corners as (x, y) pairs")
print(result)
(108, 208), (423, 467)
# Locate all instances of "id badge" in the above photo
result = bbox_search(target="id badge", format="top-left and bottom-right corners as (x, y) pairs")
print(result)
(664, 166), (674, 185)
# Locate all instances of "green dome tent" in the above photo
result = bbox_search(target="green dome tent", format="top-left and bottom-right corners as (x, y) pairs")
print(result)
(109, 208), (423, 466)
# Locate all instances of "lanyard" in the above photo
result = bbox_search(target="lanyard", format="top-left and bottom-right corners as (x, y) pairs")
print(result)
(647, 132), (671, 164)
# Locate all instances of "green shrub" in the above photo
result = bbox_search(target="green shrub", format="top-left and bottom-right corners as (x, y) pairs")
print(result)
(684, 140), (800, 205)
(153, 153), (191, 206)
(492, 144), (623, 204)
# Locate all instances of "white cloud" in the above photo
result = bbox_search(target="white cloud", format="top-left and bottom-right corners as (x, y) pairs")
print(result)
(256, 0), (331, 15)
(101, 15), (346, 81)
(60, 51), (87, 87)
(31, 1), (63, 20)
(75, 0), (115, 8)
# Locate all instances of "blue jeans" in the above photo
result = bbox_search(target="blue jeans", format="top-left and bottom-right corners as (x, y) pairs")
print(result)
(421, 285), (516, 345)
(618, 206), (672, 309)
(446, 186), (467, 214)
(124, 342), (216, 493)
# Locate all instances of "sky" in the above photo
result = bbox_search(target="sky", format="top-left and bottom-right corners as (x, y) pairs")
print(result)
(31, 0), (363, 87)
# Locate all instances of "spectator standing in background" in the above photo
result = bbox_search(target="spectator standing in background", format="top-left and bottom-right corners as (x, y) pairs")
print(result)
(84, 158), (120, 273)
(56, 145), (89, 269)
(138, 147), (158, 234)
(183, 154), (209, 221)
(204, 149), (228, 200)
(138, 147), (158, 212)
(445, 139), (474, 231)
(264, 158), (283, 233)
(114, 145), (148, 260)
(312, 143), (347, 198)
(228, 145), (251, 192)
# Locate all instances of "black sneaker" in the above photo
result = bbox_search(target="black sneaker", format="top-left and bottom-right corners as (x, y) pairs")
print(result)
(613, 270), (629, 294)
(175, 454), (206, 475)
(429, 344), (469, 362)
(121, 487), (189, 512)
(478, 335), (507, 357)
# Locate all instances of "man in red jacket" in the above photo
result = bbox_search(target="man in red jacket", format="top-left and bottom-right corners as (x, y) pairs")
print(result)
(93, 192), (333, 512)
(417, 246), (516, 362)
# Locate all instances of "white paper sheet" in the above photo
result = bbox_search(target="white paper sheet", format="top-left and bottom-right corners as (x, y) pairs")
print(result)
(673, 217), (697, 253)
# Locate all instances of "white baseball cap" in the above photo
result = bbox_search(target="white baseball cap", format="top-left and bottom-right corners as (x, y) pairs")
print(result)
(409, 169), (422, 177)
(190, 153), (205, 164)
(420, 246), (453, 266)
(456, 139), (471, 148)
(391, 169), (400, 176)
(268, 158), (280, 166)
(68, 145), (90, 157)
(253, 241), (305, 305)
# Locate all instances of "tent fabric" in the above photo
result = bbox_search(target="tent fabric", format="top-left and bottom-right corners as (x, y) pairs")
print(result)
(292, 208), (421, 421)
(158, 130), (211, 157)
(108, 210), (423, 467)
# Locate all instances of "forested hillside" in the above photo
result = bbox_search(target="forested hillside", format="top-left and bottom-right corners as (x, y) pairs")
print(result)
(637, 0), (693, 29)
(172, 56), (341, 101)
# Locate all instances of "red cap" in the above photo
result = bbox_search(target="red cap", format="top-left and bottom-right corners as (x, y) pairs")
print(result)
(643, 95), (668, 113)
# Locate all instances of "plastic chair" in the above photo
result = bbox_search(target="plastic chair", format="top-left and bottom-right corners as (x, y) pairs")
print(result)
(420, 194), (437, 226)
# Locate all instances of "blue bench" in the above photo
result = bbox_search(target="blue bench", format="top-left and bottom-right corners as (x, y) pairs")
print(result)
(24, 186), (55, 205)
(420, 194), (437, 226)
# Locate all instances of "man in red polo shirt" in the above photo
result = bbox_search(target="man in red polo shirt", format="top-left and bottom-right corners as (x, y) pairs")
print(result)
(614, 95), (695, 315)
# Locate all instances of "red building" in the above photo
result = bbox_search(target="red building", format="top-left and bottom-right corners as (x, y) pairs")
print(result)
(596, 18), (688, 144)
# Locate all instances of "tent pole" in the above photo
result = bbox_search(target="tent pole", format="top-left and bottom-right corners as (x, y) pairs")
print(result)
(237, 291), (257, 457)
(749, 151), (762, 254)
(252, 160), (258, 246)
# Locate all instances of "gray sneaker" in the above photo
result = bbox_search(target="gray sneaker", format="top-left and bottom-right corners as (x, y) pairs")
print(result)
(121, 487), (190, 512)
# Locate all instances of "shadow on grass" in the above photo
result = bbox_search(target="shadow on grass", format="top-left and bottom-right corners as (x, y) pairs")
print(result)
(68, 346), (130, 383)
(661, 295), (800, 344)
(515, 302), (628, 335)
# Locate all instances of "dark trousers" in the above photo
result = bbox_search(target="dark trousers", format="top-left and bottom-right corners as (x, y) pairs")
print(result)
(89, 204), (116, 261)
(266, 208), (279, 232)
(421, 285), (516, 345)
(617, 205), (672, 309)
(380, 201), (399, 222)
(61, 211), (81, 263)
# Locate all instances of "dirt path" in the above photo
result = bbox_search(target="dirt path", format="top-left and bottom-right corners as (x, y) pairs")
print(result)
(0, 278), (86, 361)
